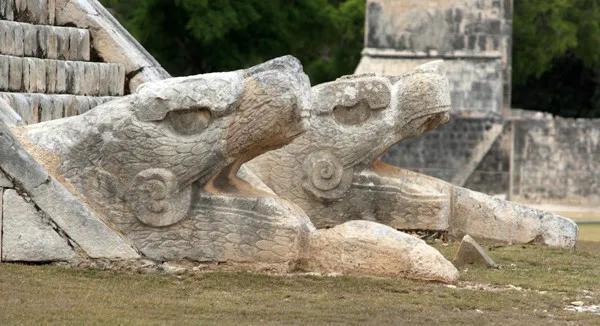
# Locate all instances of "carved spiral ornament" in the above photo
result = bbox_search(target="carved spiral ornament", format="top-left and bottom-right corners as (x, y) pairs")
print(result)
(302, 150), (353, 202)
(127, 168), (191, 227)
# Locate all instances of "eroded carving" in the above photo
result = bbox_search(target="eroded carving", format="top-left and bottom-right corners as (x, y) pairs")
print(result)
(246, 62), (578, 248)
(7, 56), (459, 282)
(18, 56), (313, 264)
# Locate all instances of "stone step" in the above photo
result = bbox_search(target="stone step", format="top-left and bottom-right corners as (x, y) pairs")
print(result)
(0, 54), (125, 96)
(0, 0), (55, 25)
(0, 91), (116, 124)
(0, 20), (90, 61)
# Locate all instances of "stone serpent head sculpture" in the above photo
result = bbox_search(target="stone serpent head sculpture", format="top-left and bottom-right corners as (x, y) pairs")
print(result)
(17, 56), (313, 261)
(246, 62), (578, 248)
(8, 56), (459, 282)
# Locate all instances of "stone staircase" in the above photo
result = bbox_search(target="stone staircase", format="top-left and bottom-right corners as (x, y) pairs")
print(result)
(0, 0), (124, 124)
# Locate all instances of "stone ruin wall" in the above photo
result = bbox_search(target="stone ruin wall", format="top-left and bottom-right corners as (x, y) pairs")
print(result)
(383, 113), (600, 206)
(357, 0), (512, 114)
(359, 0), (599, 207)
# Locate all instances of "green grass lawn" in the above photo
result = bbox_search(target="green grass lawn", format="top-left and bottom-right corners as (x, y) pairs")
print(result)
(0, 241), (599, 325)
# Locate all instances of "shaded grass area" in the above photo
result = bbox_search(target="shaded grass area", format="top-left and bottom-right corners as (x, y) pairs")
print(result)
(0, 242), (599, 325)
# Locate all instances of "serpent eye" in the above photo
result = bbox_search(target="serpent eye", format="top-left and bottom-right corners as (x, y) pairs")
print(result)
(333, 101), (371, 125)
(164, 107), (212, 135)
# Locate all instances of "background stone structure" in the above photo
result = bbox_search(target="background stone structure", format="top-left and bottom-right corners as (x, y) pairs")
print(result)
(357, 0), (599, 208)
(356, 0), (512, 114)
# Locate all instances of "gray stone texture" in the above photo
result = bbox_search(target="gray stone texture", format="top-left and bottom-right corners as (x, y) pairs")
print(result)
(0, 92), (115, 124)
(0, 168), (12, 187)
(0, 20), (90, 61)
(11, 57), (460, 281)
(365, 0), (510, 55)
(511, 116), (600, 206)
(356, 58), (503, 113)
(385, 113), (600, 206)
(21, 56), (312, 263)
(0, 0), (56, 25)
(1, 189), (76, 262)
(382, 114), (509, 193)
(356, 0), (512, 114)
(453, 235), (497, 268)
(0, 121), (140, 259)
(0, 54), (125, 96)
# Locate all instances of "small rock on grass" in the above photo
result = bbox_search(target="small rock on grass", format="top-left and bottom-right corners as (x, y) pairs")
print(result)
(453, 235), (497, 268)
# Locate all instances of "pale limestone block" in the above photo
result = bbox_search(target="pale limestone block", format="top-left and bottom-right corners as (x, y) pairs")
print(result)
(46, 27), (58, 59)
(22, 23), (37, 57)
(55, 60), (67, 92)
(45, 59), (57, 93)
(0, 56), (8, 90)
(1, 189), (76, 262)
(12, 21), (23, 55)
(8, 55), (22, 91)
(306, 221), (459, 283)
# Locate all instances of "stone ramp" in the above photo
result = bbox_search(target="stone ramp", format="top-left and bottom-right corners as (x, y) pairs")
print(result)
(0, 120), (140, 260)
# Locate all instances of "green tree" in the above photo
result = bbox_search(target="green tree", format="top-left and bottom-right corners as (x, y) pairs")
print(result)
(512, 0), (600, 117)
(102, 0), (365, 84)
(103, 0), (599, 117)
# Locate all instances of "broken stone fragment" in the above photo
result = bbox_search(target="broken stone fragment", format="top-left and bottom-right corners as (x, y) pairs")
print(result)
(452, 235), (497, 268)
(304, 220), (459, 283)
(1, 189), (76, 262)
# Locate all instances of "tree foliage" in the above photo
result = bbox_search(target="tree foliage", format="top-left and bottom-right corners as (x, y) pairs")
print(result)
(512, 0), (600, 117)
(101, 0), (365, 84)
(102, 0), (599, 117)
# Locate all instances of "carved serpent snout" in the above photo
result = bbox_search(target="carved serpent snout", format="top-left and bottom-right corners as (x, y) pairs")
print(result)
(297, 63), (451, 203)
(15, 56), (311, 228)
(119, 56), (310, 227)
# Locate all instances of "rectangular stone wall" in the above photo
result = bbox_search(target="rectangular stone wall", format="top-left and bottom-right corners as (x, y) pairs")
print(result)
(511, 116), (600, 205)
(366, 0), (510, 56)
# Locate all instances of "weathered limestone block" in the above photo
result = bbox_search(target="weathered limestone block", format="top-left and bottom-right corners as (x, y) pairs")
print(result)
(305, 221), (459, 283)
(0, 0), (56, 25)
(0, 121), (140, 259)
(451, 187), (578, 247)
(0, 54), (125, 96)
(1, 189), (76, 262)
(0, 92), (115, 124)
(247, 62), (578, 248)
(453, 235), (497, 268)
(0, 20), (90, 61)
